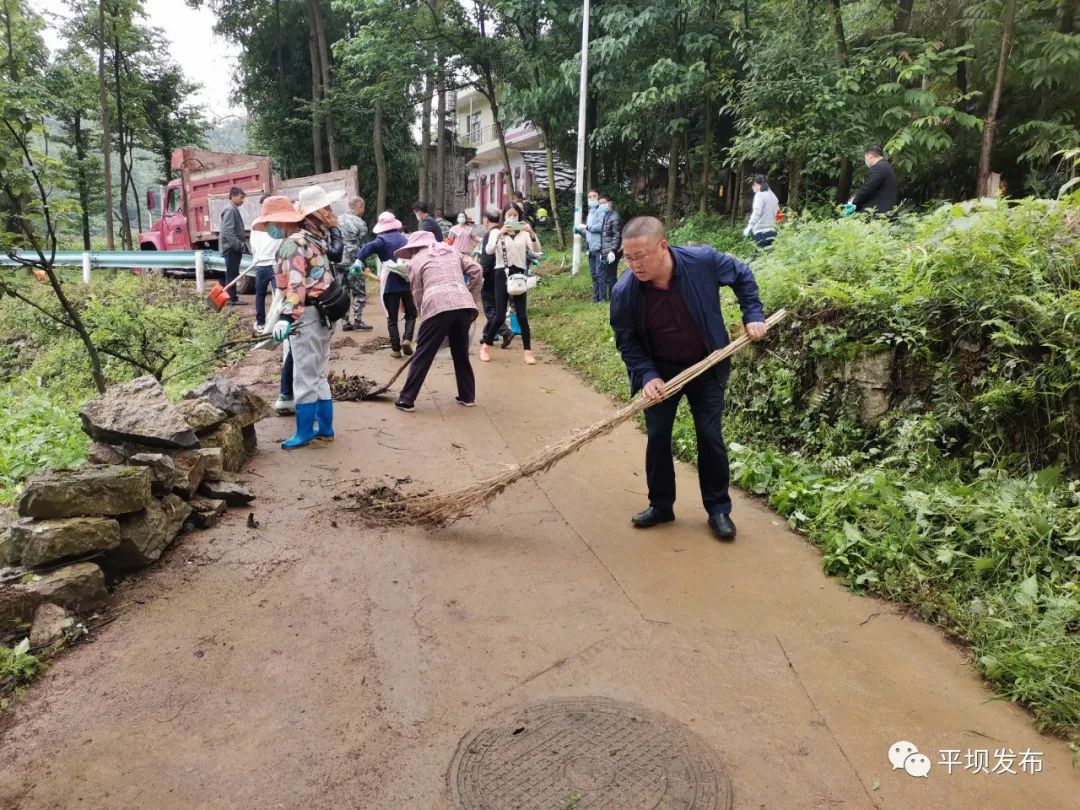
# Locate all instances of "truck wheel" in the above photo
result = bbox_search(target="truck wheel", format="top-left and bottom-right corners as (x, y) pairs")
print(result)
(235, 273), (256, 295)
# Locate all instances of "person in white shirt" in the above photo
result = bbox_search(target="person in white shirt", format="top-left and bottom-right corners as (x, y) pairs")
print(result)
(481, 205), (541, 365)
(250, 193), (283, 332)
(744, 174), (780, 249)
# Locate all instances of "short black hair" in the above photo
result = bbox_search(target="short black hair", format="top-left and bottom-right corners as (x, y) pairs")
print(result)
(259, 193), (270, 204)
(751, 174), (770, 191)
(598, 193), (612, 203)
(865, 144), (884, 157)
(622, 216), (666, 243)
(483, 207), (502, 225)
(229, 186), (245, 199)
(413, 201), (429, 213)
(502, 204), (520, 218)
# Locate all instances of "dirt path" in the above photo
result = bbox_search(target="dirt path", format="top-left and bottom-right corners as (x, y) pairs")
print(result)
(0, 311), (1076, 810)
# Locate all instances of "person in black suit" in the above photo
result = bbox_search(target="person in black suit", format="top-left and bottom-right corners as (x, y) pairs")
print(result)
(851, 145), (898, 215)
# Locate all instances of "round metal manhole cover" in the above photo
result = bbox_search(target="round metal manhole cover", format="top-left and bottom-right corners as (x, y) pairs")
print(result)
(448, 697), (732, 809)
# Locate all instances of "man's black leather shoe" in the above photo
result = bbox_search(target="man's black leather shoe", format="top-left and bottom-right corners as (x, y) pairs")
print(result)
(631, 507), (675, 528)
(708, 514), (736, 541)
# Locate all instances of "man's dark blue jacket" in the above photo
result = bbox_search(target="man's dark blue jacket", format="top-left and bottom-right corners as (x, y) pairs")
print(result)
(610, 245), (765, 395)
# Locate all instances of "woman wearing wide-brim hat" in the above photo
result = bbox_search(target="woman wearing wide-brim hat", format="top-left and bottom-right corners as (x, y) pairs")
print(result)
(391, 230), (483, 412)
(255, 185), (346, 449)
(353, 211), (414, 358)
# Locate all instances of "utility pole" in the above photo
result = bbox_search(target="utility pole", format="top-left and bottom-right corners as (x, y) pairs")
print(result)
(570, 0), (590, 276)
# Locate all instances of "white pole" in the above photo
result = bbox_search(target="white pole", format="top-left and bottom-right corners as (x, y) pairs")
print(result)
(570, 0), (591, 277)
(194, 250), (205, 293)
(81, 251), (92, 284)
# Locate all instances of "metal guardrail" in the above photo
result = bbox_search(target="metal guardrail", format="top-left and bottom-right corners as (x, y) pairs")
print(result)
(0, 250), (254, 293)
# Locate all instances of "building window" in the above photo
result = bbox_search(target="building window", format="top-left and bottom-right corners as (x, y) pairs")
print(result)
(467, 111), (481, 139)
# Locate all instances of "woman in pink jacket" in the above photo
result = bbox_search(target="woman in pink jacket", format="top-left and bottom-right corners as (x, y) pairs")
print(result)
(392, 230), (484, 412)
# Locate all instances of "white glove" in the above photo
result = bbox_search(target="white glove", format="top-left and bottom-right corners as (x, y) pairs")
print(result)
(606, 251), (616, 263)
(272, 320), (292, 342)
(743, 226), (752, 237)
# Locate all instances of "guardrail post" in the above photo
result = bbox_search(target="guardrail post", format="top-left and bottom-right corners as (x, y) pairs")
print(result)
(81, 252), (92, 284)
(194, 250), (205, 293)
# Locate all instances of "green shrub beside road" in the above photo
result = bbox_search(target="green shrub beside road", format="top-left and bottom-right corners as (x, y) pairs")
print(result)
(532, 198), (1080, 737)
(0, 272), (242, 504)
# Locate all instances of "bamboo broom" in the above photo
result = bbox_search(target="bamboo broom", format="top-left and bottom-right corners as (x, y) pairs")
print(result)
(357, 308), (787, 526)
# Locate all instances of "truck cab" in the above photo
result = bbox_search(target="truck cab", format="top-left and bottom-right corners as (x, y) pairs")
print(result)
(140, 180), (190, 252)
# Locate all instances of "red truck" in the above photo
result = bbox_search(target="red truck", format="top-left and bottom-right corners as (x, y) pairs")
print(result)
(141, 148), (358, 287)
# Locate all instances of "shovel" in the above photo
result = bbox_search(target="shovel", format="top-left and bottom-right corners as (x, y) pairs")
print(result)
(207, 261), (255, 311)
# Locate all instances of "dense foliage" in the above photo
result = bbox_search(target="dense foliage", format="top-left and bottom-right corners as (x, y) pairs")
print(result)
(0, 273), (242, 504)
(529, 195), (1080, 737)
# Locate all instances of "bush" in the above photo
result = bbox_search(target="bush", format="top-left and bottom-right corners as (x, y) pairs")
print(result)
(0, 272), (244, 504)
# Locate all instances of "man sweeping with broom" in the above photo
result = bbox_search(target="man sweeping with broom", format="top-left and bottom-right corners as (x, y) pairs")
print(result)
(611, 216), (766, 541)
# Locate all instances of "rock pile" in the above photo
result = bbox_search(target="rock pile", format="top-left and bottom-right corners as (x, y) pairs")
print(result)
(1, 376), (269, 647)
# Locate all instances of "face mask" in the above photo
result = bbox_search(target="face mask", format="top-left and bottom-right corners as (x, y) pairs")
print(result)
(598, 203), (609, 213)
(587, 199), (598, 209)
(457, 215), (466, 224)
(266, 224), (284, 239)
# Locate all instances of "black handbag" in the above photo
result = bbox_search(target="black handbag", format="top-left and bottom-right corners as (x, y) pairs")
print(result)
(311, 276), (350, 323)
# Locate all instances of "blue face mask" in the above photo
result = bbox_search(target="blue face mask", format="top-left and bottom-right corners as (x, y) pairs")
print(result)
(266, 224), (285, 239)
(598, 203), (610, 213)
(587, 199), (598, 209)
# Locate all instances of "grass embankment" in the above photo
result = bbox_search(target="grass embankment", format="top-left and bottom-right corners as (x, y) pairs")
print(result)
(0, 272), (243, 505)
(530, 201), (1080, 739)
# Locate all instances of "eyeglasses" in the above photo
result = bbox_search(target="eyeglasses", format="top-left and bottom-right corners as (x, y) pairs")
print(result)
(623, 241), (664, 265)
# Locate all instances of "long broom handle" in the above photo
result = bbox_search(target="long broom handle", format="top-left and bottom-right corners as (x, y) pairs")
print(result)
(493, 308), (788, 482)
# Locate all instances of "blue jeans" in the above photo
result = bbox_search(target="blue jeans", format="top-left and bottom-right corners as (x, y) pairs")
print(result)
(753, 230), (776, 249)
(280, 350), (293, 398)
(644, 359), (731, 517)
(588, 250), (604, 302)
(254, 264), (274, 326)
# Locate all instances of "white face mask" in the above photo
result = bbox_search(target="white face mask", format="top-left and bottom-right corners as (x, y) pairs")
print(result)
(457, 215), (466, 224)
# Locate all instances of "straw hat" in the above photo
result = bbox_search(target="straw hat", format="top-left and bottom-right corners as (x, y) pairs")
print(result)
(372, 211), (404, 234)
(297, 184), (345, 217)
(393, 229), (437, 259)
(251, 195), (303, 231)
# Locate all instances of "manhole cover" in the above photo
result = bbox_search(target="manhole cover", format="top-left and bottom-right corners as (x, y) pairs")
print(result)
(448, 697), (732, 809)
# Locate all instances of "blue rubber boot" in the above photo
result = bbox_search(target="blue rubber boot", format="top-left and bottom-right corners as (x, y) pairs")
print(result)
(314, 399), (335, 441)
(281, 402), (317, 449)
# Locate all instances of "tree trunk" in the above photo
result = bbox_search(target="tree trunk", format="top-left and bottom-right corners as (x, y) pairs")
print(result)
(541, 129), (565, 249)
(308, 0), (339, 171)
(893, 0), (915, 34)
(127, 142), (142, 235)
(698, 94), (713, 215)
(419, 74), (431, 201)
(307, 13), (324, 173)
(73, 111), (92, 250)
(837, 157), (853, 203)
(789, 158), (803, 209)
(436, 66), (447, 213)
(274, 0), (288, 175)
(97, 0), (114, 250)
(665, 131), (679, 226)
(481, 70), (515, 197)
(113, 35), (132, 250)
(1058, 0), (1076, 34)
(373, 98), (388, 211)
(827, 0), (848, 62)
(2, 0), (17, 82)
(977, 0), (1017, 197)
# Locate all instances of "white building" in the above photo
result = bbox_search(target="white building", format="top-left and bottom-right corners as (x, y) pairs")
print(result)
(456, 87), (545, 222)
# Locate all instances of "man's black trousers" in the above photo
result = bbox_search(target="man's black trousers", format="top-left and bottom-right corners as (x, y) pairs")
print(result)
(644, 359), (731, 518)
